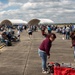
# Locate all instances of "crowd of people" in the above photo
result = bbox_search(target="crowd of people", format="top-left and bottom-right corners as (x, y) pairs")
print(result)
(38, 25), (75, 74)
(0, 24), (75, 74)
(0, 24), (38, 46)
(0, 25), (28, 46)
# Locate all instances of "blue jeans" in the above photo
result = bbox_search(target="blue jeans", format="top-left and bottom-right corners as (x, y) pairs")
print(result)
(74, 46), (75, 59)
(38, 49), (47, 70)
(66, 32), (70, 40)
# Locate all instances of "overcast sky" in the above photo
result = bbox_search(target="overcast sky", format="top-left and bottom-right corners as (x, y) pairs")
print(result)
(0, 0), (75, 23)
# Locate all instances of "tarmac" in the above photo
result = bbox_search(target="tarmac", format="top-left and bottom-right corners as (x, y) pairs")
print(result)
(0, 29), (75, 75)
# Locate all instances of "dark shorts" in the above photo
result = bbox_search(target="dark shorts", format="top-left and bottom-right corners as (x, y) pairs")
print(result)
(18, 35), (20, 37)
(28, 32), (32, 35)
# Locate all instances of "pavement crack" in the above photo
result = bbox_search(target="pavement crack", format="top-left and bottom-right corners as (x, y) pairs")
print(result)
(23, 40), (32, 75)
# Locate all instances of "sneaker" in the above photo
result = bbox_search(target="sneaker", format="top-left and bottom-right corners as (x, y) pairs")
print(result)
(42, 70), (49, 74)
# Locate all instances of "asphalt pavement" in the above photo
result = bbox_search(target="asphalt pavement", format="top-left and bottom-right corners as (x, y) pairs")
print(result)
(0, 29), (75, 75)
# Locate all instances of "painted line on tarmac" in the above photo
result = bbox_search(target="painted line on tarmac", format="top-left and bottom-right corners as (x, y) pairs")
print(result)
(23, 39), (32, 75)
(0, 44), (5, 49)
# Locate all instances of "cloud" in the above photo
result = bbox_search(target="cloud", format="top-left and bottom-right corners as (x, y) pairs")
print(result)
(29, 0), (60, 2)
(0, 0), (75, 23)
(8, 0), (28, 3)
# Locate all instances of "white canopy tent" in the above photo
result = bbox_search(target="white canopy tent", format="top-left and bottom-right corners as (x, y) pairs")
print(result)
(1, 19), (27, 26)
(9, 19), (27, 25)
(38, 18), (54, 24)
(28, 18), (54, 26)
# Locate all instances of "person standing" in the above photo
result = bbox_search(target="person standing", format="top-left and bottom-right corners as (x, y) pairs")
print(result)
(47, 26), (51, 34)
(65, 26), (70, 40)
(17, 30), (20, 41)
(38, 33), (56, 74)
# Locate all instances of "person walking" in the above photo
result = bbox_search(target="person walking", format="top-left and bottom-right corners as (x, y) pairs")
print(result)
(38, 33), (56, 74)
(70, 30), (75, 61)
(28, 27), (33, 38)
(41, 25), (47, 37)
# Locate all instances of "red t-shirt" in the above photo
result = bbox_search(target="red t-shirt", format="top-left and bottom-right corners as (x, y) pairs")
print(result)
(39, 38), (52, 55)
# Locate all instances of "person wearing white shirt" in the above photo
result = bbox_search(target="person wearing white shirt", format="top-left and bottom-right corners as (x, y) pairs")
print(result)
(17, 30), (20, 40)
